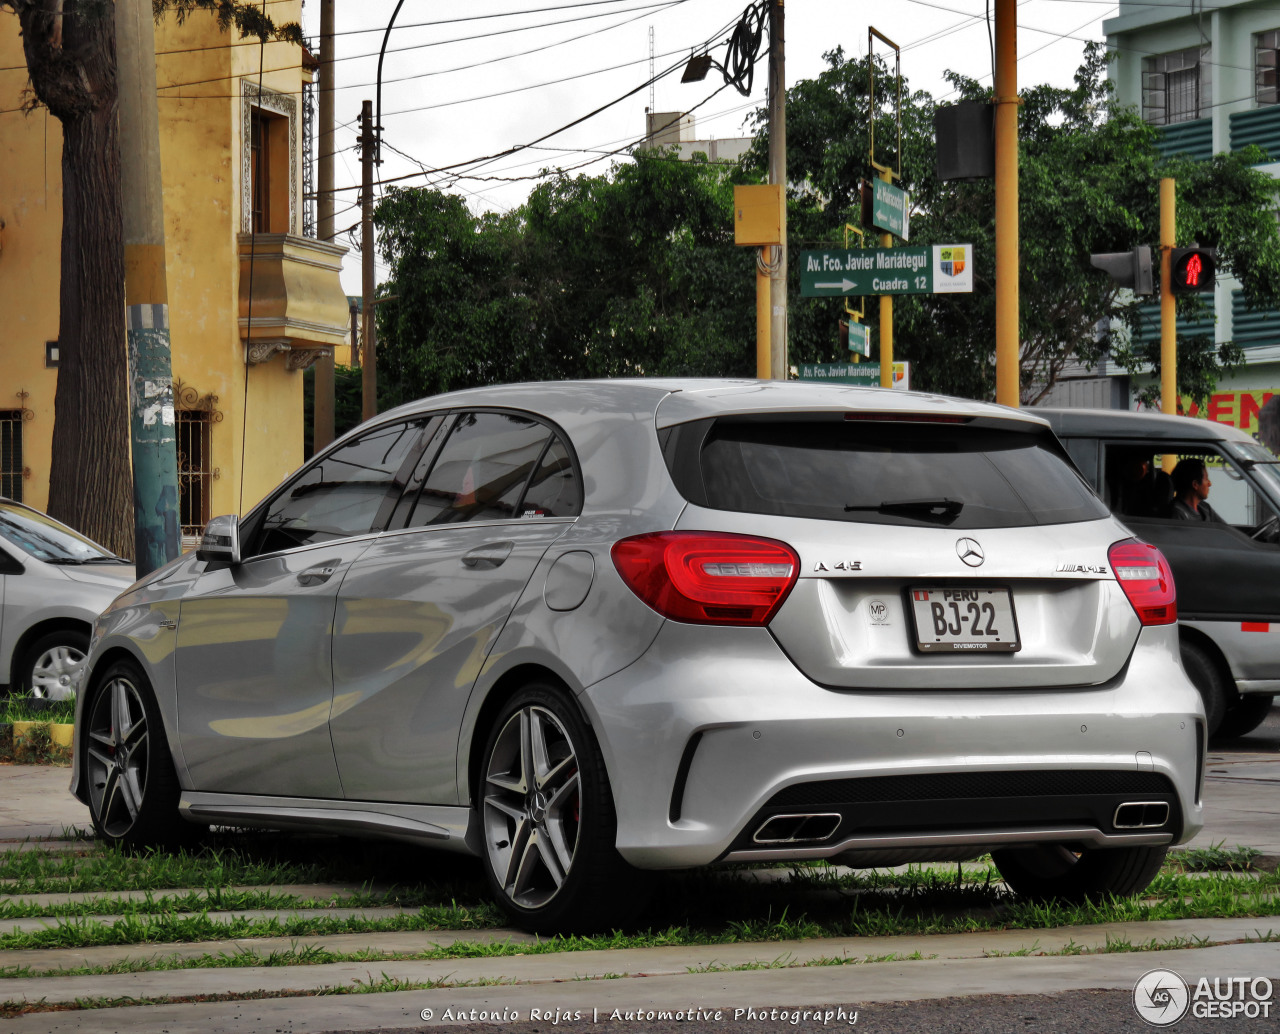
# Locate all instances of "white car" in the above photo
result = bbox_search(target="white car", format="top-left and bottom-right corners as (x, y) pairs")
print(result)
(0, 498), (135, 699)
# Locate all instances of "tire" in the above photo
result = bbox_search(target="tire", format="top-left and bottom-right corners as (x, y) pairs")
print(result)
(477, 681), (645, 934)
(1180, 640), (1228, 737)
(1216, 694), (1275, 739)
(83, 659), (195, 848)
(18, 629), (90, 700)
(992, 843), (1167, 902)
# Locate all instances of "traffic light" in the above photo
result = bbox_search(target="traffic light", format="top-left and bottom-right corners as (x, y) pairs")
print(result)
(1089, 246), (1154, 295)
(1170, 247), (1216, 293)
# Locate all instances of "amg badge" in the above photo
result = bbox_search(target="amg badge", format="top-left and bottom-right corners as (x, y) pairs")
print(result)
(1056, 563), (1108, 574)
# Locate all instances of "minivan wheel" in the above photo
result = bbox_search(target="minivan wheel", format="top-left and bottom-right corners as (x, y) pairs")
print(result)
(1179, 641), (1227, 736)
(992, 843), (1167, 902)
(84, 660), (196, 847)
(19, 629), (90, 700)
(1215, 694), (1274, 739)
(478, 682), (643, 934)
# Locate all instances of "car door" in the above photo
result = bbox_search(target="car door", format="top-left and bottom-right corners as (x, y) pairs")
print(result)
(174, 419), (432, 798)
(329, 410), (583, 805)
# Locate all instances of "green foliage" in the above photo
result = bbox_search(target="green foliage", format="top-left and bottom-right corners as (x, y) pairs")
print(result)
(372, 153), (757, 401)
(749, 43), (1280, 403)
(155, 0), (303, 45)
(360, 45), (1280, 406)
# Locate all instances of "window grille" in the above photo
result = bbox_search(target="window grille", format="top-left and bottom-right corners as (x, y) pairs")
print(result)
(0, 409), (24, 502)
(173, 381), (222, 538)
(1259, 31), (1279, 106)
(302, 62), (316, 237)
(1143, 48), (1210, 125)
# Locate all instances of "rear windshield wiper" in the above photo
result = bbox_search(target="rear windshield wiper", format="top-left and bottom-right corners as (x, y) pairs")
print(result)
(844, 498), (964, 523)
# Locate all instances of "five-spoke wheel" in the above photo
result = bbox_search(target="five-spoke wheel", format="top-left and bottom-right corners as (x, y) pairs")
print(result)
(84, 660), (191, 847)
(478, 682), (643, 933)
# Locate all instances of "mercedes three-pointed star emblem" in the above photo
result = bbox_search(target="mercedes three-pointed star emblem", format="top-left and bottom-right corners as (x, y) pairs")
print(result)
(956, 537), (985, 567)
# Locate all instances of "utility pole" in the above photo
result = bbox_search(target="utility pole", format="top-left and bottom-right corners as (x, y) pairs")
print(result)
(116, 0), (181, 575)
(993, 0), (1020, 407)
(360, 100), (377, 422)
(767, 0), (787, 379)
(313, 0), (336, 452)
(1160, 177), (1177, 471)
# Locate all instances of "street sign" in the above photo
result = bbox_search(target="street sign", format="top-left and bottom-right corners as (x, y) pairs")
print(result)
(799, 244), (973, 297)
(871, 179), (910, 241)
(847, 321), (871, 357)
(798, 361), (910, 389)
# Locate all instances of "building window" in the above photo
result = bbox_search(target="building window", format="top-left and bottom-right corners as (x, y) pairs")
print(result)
(176, 411), (214, 538)
(1259, 31), (1279, 105)
(250, 107), (290, 234)
(1143, 47), (1211, 125)
(241, 82), (297, 234)
(0, 411), (23, 502)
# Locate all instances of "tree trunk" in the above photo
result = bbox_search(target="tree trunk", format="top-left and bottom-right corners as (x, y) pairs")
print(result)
(16, 1), (133, 557)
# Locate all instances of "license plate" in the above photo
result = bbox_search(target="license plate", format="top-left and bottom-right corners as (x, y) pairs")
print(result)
(909, 587), (1020, 653)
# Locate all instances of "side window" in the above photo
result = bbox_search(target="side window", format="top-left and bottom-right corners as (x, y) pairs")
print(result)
(252, 421), (425, 555)
(406, 411), (553, 527)
(520, 437), (582, 517)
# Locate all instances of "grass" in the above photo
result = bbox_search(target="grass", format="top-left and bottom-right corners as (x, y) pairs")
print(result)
(1171, 841), (1264, 873)
(0, 837), (1275, 982)
(1, 694), (75, 725)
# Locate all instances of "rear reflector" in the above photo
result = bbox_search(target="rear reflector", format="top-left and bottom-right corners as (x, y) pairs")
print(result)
(611, 532), (799, 626)
(1108, 538), (1177, 625)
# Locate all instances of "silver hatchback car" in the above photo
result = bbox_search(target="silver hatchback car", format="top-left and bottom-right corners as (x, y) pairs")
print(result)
(72, 381), (1204, 932)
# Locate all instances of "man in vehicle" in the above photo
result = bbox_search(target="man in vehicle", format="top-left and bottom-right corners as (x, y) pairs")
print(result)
(1171, 458), (1217, 521)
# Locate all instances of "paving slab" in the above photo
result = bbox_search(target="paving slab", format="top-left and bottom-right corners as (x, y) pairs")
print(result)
(0, 883), (375, 909)
(5, 941), (1279, 1034)
(0, 928), (540, 974)
(0, 904), (422, 935)
(1, 914), (1275, 1004)
(0, 764), (86, 842)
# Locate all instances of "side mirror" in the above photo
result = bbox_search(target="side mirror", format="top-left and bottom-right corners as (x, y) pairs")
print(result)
(197, 514), (242, 565)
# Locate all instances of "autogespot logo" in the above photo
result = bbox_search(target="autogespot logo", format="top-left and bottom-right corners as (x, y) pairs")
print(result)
(1134, 969), (1191, 1026)
(955, 537), (984, 567)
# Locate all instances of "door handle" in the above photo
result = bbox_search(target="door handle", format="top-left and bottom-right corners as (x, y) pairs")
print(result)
(297, 565), (338, 586)
(462, 541), (514, 570)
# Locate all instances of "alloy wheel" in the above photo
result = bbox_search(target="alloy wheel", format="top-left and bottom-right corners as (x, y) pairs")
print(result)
(482, 704), (581, 909)
(85, 675), (151, 838)
(30, 644), (86, 700)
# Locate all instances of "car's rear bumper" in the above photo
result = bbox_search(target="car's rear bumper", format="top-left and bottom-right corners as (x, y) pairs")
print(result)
(581, 621), (1205, 869)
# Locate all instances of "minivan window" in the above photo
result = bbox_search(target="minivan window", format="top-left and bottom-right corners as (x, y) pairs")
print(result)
(668, 419), (1108, 529)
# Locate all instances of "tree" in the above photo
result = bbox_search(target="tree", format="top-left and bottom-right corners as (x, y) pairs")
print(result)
(746, 44), (1280, 405)
(372, 152), (756, 406)
(3, 0), (298, 555)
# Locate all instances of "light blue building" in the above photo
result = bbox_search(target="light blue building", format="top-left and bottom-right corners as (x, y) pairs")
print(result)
(1100, 0), (1280, 418)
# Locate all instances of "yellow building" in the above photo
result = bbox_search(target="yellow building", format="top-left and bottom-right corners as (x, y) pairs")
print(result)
(0, 3), (349, 536)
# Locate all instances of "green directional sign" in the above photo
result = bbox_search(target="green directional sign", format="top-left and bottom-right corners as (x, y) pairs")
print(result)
(798, 361), (911, 389)
(872, 179), (910, 240)
(799, 244), (974, 297)
(847, 321), (871, 357)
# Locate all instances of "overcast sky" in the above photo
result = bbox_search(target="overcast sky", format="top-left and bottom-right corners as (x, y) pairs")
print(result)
(302, 0), (1111, 294)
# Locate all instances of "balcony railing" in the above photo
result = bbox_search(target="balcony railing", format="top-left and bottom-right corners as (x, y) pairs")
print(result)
(238, 234), (350, 369)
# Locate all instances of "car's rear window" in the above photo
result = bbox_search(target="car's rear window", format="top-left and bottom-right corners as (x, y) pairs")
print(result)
(663, 417), (1108, 529)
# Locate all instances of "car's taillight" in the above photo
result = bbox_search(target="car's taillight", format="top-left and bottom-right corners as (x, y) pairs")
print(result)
(611, 532), (800, 626)
(1108, 538), (1177, 625)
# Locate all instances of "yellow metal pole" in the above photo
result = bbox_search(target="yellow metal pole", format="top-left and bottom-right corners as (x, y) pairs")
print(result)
(1160, 177), (1177, 472)
(879, 171), (893, 388)
(757, 250), (771, 379)
(993, 0), (1019, 407)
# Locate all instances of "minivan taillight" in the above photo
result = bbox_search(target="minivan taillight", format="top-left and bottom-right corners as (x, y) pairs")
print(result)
(611, 532), (800, 626)
(1108, 538), (1177, 625)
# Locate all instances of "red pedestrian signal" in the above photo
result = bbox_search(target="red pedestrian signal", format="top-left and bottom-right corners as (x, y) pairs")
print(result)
(1170, 247), (1216, 293)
